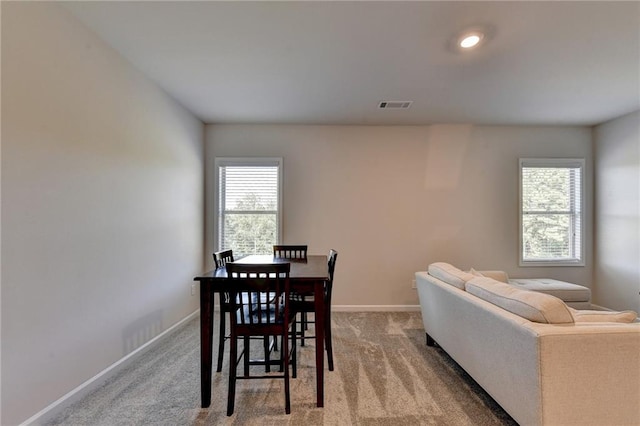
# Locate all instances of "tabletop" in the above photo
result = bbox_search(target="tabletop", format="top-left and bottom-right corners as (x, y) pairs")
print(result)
(196, 254), (329, 282)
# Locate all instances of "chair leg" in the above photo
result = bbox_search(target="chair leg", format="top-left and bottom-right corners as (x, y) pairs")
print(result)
(243, 337), (250, 377)
(279, 335), (285, 373)
(282, 330), (291, 414)
(325, 308), (334, 371)
(300, 312), (306, 347)
(216, 309), (226, 372)
(264, 336), (271, 373)
(227, 335), (237, 416)
(291, 320), (297, 378)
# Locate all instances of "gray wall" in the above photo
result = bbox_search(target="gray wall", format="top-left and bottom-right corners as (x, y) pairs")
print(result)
(1, 3), (204, 424)
(205, 124), (593, 308)
(594, 111), (640, 311)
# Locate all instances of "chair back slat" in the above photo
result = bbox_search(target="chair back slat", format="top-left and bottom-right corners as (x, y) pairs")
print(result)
(214, 249), (234, 268)
(273, 245), (308, 260)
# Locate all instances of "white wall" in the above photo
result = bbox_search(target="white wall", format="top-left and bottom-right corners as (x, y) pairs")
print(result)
(594, 111), (640, 311)
(205, 124), (593, 308)
(1, 3), (204, 424)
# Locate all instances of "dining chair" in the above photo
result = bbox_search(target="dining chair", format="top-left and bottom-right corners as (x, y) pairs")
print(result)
(290, 249), (338, 370)
(273, 245), (309, 344)
(273, 244), (308, 260)
(225, 262), (296, 416)
(213, 250), (234, 372)
(215, 250), (276, 373)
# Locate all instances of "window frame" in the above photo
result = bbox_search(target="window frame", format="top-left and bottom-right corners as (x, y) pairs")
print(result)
(518, 158), (585, 267)
(213, 157), (283, 254)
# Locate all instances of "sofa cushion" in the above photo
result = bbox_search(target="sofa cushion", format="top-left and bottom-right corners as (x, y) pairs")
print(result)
(466, 277), (574, 324)
(477, 270), (510, 283)
(508, 278), (591, 303)
(469, 268), (510, 283)
(569, 308), (638, 323)
(469, 268), (484, 277)
(428, 262), (473, 290)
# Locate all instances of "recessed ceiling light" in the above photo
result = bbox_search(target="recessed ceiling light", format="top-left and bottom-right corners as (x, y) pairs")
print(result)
(459, 31), (484, 49)
(447, 25), (494, 54)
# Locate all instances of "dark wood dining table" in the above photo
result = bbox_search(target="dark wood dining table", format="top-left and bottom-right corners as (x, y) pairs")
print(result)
(193, 254), (329, 409)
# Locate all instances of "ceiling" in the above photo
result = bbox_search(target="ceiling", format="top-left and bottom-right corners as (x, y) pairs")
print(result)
(64, 1), (639, 126)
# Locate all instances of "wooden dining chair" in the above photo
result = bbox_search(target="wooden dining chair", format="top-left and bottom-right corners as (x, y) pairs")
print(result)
(273, 244), (308, 260)
(213, 250), (234, 372)
(215, 250), (276, 373)
(225, 262), (296, 416)
(274, 245), (309, 345)
(290, 249), (338, 370)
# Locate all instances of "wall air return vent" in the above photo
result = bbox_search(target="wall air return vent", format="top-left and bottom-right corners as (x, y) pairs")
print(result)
(378, 100), (413, 109)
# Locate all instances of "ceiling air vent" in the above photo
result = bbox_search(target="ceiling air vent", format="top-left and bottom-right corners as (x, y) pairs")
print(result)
(378, 100), (413, 109)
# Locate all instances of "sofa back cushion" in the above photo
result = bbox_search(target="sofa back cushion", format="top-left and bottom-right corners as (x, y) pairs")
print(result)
(428, 262), (474, 290)
(477, 270), (510, 283)
(466, 277), (574, 324)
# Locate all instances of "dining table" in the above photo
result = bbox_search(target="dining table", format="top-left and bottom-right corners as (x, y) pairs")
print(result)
(193, 254), (329, 409)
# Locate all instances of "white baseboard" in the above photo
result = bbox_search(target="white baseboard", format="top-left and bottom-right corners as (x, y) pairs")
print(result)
(21, 310), (200, 426)
(332, 305), (421, 312)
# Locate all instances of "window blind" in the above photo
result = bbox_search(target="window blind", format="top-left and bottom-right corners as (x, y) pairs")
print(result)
(520, 160), (583, 264)
(217, 160), (281, 257)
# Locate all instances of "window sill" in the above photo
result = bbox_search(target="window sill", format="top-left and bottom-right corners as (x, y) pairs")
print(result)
(519, 260), (585, 267)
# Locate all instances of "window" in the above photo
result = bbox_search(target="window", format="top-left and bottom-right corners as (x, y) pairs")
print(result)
(519, 158), (584, 266)
(215, 158), (282, 257)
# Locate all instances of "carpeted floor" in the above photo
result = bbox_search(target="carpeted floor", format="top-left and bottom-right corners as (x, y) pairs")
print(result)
(47, 312), (517, 425)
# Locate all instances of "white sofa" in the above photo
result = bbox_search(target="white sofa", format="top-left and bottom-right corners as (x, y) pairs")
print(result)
(416, 262), (640, 426)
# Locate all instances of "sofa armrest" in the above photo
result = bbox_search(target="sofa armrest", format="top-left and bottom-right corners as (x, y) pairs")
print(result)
(525, 322), (640, 425)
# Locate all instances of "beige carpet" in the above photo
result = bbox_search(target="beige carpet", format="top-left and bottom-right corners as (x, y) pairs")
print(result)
(47, 312), (517, 425)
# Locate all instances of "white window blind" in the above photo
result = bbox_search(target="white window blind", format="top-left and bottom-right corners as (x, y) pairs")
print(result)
(519, 159), (584, 266)
(215, 158), (282, 257)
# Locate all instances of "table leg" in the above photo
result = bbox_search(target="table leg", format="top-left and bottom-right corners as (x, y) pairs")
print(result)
(314, 281), (325, 407)
(200, 284), (215, 407)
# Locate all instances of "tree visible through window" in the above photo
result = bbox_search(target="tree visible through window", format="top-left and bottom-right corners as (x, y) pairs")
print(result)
(215, 158), (282, 258)
(519, 159), (584, 266)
